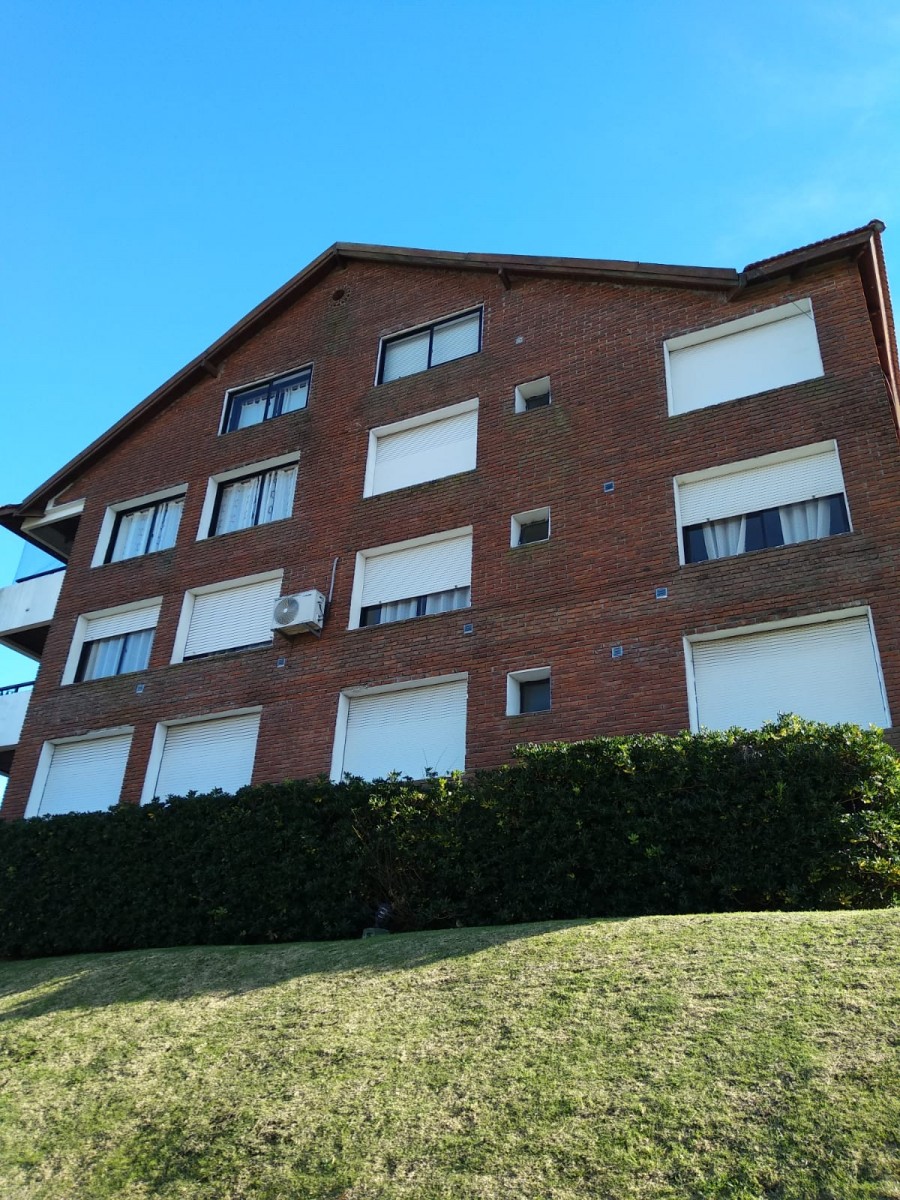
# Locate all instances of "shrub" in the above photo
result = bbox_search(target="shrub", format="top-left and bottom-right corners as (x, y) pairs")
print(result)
(1, 718), (898, 958)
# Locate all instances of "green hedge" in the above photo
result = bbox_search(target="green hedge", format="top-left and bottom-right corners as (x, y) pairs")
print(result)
(2, 717), (899, 958)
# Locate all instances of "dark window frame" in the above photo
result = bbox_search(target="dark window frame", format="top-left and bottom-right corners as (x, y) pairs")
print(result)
(519, 677), (551, 714)
(208, 464), (297, 537)
(682, 493), (850, 564)
(377, 309), (483, 384)
(221, 365), (312, 434)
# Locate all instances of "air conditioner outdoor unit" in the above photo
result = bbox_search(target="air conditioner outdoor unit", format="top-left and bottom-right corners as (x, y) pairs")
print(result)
(272, 590), (326, 635)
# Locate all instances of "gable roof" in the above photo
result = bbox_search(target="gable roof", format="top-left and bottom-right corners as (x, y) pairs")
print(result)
(2, 221), (894, 537)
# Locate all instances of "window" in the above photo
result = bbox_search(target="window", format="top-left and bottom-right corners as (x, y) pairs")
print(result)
(331, 676), (467, 781)
(511, 507), (550, 547)
(351, 530), (472, 629)
(141, 710), (261, 802)
(26, 730), (133, 817)
(64, 601), (162, 685)
(221, 366), (311, 433)
(515, 376), (552, 413)
(665, 299), (824, 416)
(685, 610), (890, 733)
(363, 401), (478, 497)
(507, 668), (551, 715)
(204, 459), (298, 537)
(675, 443), (850, 565)
(378, 309), (481, 384)
(172, 572), (282, 662)
(101, 493), (184, 564)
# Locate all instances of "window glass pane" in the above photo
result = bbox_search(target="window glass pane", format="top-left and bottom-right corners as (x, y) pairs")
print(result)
(828, 494), (850, 535)
(683, 526), (708, 563)
(259, 466), (297, 524)
(520, 678), (551, 713)
(110, 506), (154, 562)
(119, 628), (154, 674)
(430, 313), (480, 366)
(147, 497), (183, 553)
(518, 519), (549, 545)
(274, 371), (310, 414)
(382, 331), (430, 382)
(523, 391), (551, 411)
(215, 476), (262, 534)
(230, 385), (268, 431)
(80, 637), (124, 681)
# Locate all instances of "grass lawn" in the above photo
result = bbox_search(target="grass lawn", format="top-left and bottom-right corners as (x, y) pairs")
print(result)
(0, 910), (898, 1199)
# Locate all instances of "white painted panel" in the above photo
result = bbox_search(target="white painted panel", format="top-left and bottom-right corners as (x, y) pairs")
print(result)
(430, 312), (480, 365)
(382, 331), (430, 382)
(38, 733), (132, 816)
(371, 408), (477, 495)
(84, 603), (161, 642)
(678, 446), (844, 525)
(342, 680), (467, 779)
(184, 577), (281, 658)
(691, 616), (888, 731)
(669, 303), (824, 415)
(361, 535), (472, 606)
(0, 570), (64, 640)
(151, 713), (261, 799)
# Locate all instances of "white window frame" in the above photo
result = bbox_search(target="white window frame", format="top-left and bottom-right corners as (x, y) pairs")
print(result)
(682, 606), (890, 733)
(61, 596), (163, 686)
(139, 706), (263, 805)
(330, 673), (468, 783)
(170, 569), (283, 664)
(218, 362), (312, 434)
(514, 376), (552, 413)
(25, 725), (134, 818)
(91, 485), (187, 568)
(511, 507), (551, 547)
(664, 298), (824, 417)
(196, 452), (299, 541)
(672, 440), (851, 566)
(362, 398), (478, 498)
(375, 307), (483, 386)
(506, 667), (552, 716)
(348, 527), (472, 630)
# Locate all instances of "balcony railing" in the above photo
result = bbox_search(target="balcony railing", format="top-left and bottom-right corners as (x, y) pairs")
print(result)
(0, 681), (32, 763)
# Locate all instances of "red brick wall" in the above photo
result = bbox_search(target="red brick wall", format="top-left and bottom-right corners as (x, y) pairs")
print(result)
(4, 255), (900, 818)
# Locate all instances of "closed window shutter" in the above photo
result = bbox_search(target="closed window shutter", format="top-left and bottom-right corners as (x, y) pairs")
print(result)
(372, 408), (478, 495)
(430, 313), (480, 365)
(184, 577), (281, 658)
(38, 733), (132, 816)
(84, 603), (161, 642)
(678, 446), (844, 526)
(691, 615), (889, 731)
(151, 713), (261, 799)
(668, 303), (824, 415)
(382, 331), (430, 382)
(361, 534), (472, 607)
(341, 679), (467, 780)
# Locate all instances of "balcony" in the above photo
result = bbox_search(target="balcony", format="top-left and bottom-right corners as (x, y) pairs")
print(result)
(0, 544), (65, 660)
(0, 682), (32, 775)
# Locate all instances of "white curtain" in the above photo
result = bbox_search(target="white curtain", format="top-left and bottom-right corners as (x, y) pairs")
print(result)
(110, 507), (153, 561)
(701, 515), (746, 560)
(235, 393), (267, 429)
(216, 476), (263, 534)
(423, 587), (470, 615)
(276, 377), (309, 414)
(147, 498), (183, 553)
(259, 467), (296, 523)
(378, 598), (420, 624)
(82, 628), (154, 681)
(119, 628), (154, 674)
(780, 498), (832, 544)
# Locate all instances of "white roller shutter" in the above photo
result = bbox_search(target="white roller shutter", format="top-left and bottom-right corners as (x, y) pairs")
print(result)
(183, 576), (281, 658)
(690, 615), (889, 731)
(371, 407), (478, 495)
(341, 679), (467, 780)
(150, 712), (261, 800)
(36, 733), (132, 816)
(430, 312), (480, 365)
(678, 445), (844, 525)
(361, 534), (472, 607)
(668, 301), (824, 415)
(84, 603), (160, 641)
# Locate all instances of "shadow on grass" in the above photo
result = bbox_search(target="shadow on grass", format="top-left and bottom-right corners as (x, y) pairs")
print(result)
(0, 918), (604, 1023)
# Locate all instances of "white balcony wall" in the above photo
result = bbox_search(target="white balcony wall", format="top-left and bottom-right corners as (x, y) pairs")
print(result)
(0, 688), (31, 752)
(0, 571), (64, 641)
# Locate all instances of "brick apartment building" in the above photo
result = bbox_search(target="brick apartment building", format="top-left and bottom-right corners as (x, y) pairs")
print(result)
(0, 221), (898, 820)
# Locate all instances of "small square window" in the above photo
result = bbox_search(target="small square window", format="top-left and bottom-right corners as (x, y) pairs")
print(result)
(515, 376), (552, 413)
(507, 668), (551, 716)
(511, 507), (551, 547)
(221, 367), (311, 434)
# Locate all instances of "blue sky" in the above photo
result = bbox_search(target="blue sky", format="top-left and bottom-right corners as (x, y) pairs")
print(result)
(1, 0), (899, 710)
